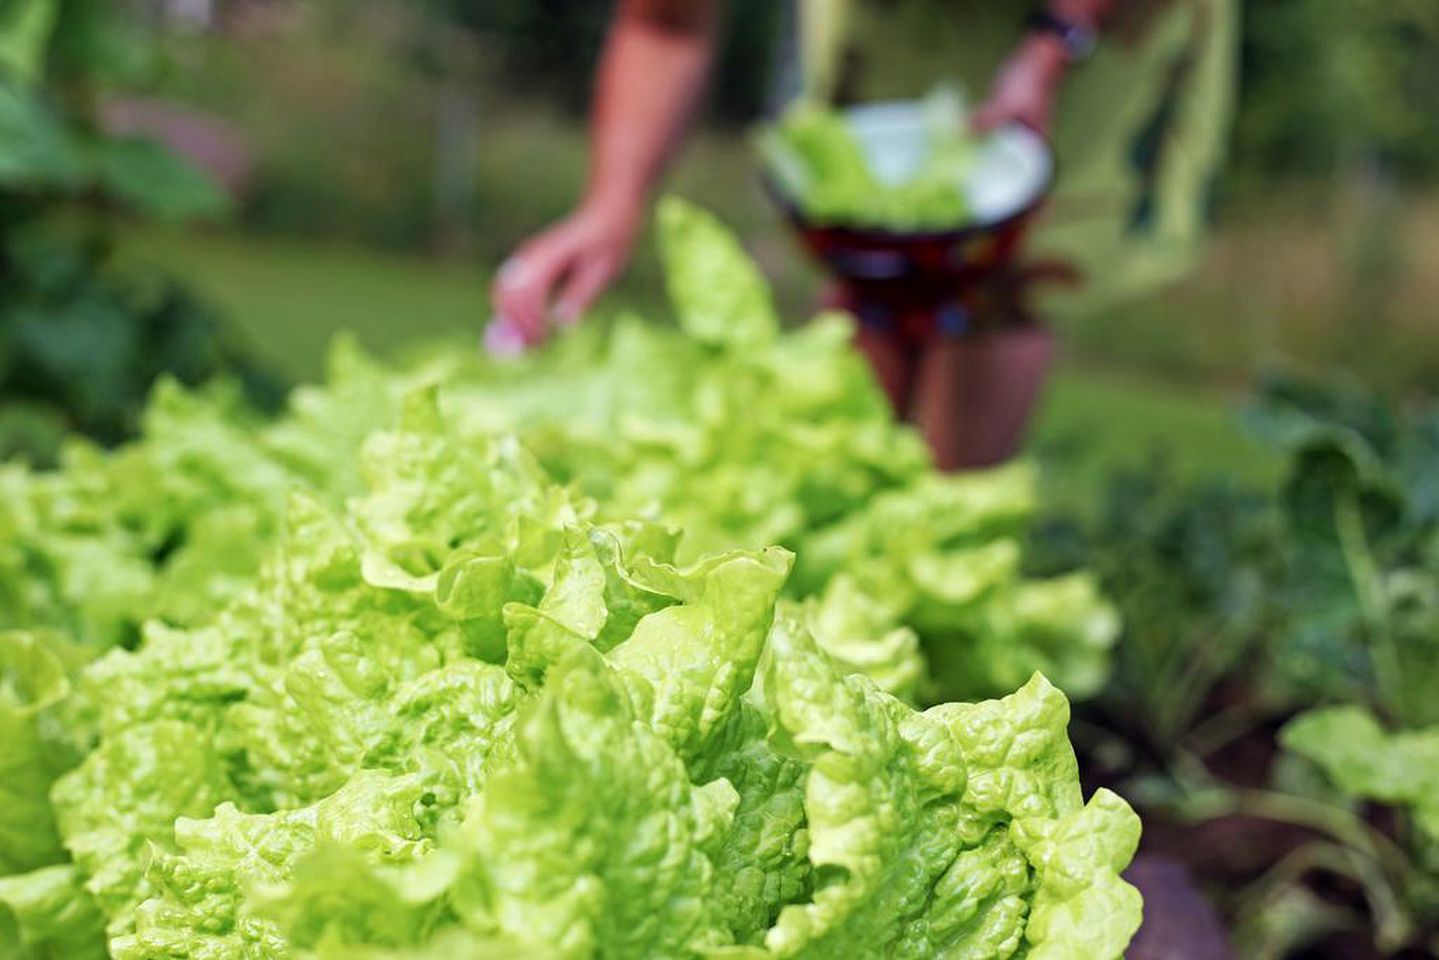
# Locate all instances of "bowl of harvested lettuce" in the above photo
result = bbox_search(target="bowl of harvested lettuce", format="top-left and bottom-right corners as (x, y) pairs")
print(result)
(758, 87), (1053, 281)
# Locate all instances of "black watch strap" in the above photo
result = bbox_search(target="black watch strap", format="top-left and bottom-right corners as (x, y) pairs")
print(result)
(1027, 9), (1099, 63)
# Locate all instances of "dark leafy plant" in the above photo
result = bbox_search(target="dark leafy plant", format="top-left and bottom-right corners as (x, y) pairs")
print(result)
(1235, 0), (1439, 184)
(1030, 460), (1283, 757)
(1039, 371), (1439, 957)
(0, 0), (278, 462)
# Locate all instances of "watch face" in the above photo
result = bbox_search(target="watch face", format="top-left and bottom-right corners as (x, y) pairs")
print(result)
(1064, 25), (1099, 62)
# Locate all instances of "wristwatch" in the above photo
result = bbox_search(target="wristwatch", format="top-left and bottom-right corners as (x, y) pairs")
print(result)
(1026, 9), (1100, 64)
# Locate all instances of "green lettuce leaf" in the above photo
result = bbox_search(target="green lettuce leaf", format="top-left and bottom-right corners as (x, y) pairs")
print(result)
(0, 631), (71, 875)
(0, 864), (107, 959)
(50, 719), (230, 928)
(658, 196), (778, 352)
(1282, 706), (1439, 842)
(112, 771), (433, 959)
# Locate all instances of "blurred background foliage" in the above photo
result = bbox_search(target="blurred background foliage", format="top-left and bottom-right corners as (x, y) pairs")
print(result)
(7, 0), (1439, 464)
(1233, 0), (1439, 183)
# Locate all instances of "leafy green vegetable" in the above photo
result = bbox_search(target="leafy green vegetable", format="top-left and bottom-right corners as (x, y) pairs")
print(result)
(447, 199), (1115, 702)
(757, 88), (979, 231)
(1247, 373), (1439, 726)
(43, 391), (1137, 959)
(1033, 372), (1439, 956)
(0, 863), (107, 959)
(0, 199), (1113, 709)
(1282, 706), (1439, 844)
(0, 631), (71, 876)
(0, 197), (1139, 957)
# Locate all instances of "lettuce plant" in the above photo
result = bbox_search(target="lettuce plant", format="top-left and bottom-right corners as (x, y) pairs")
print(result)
(0, 196), (1139, 957)
(0, 198), (1116, 707)
(446, 199), (1118, 703)
(0, 388), (1142, 958)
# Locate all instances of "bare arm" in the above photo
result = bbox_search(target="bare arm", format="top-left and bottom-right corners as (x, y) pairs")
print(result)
(974, 0), (1120, 135)
(493, 0), (721, 346)
(586, 0), (721, 222)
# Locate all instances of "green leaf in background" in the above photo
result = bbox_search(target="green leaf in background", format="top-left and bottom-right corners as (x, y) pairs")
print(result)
(0, 864), (107, 960)
(756, 87), (978, 231)
(755, 101), (877, 220)
(0, 83), (81, 188)
(44, 0), (157, 86)
(1281, 706), (1439, 844)
(93, 136), (231, 223)
(8, 292), (144, 432)
(1246, 372), (1410, 554)
(0, 0), (57, 86)
(0, 632), (70, 876)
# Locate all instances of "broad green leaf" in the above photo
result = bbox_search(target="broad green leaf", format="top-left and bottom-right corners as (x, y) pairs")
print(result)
(92, 136), (230, 222)
(0, 0), (57, 85)
(658, 196), (778, 351)
(0, 84), (79, 187)
(1282, 706), (1439, 842)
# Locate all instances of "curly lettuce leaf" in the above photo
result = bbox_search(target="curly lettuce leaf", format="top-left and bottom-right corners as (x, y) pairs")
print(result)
(0, 864), (107, 960)
(1282, 706), (1439, 842)
(759, 621), (1141, 958)
(658, 196), (778, 352)
(0, 632), (71, 875)
(386, 648), (739, 960)
(50, 719), (230, 927)
(935, 676), (1142, 958)
(112, 771), (432, 959)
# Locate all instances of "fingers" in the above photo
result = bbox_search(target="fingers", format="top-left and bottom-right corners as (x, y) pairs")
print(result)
(483, 315), (529, 359)
(492, 231), (577, 346)
(971, 100), (1007, 134)
(491, 206), (636, 348)
(554, 252), (619, 327)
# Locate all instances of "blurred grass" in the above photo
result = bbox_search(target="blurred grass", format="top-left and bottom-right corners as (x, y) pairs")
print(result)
(1053, 184), (1439, 394)
(125, 225), (1276, 498)
(126, 228), (486, 380)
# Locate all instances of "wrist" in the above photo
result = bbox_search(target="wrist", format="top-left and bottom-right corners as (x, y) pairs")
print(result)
(1017, 32), (1070, 86)
(1028, 5), (1101, 64)
(579, 183), (647, 231)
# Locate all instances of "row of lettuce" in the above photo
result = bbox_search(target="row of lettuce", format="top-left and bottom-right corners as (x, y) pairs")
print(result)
(0, 200), (1139, 958)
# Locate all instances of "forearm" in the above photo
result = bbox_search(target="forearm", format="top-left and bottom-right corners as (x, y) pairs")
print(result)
(582, 0), (720, 216)
(1010, 0), (1121, 95)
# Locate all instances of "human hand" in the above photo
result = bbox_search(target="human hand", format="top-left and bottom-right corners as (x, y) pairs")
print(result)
(972, 34), (1069, 137)
(490, 196), (642, 348)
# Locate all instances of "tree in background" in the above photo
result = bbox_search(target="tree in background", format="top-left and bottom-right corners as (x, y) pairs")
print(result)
(0, 0), (277, 463)
(1235, 0), (1439, 185)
